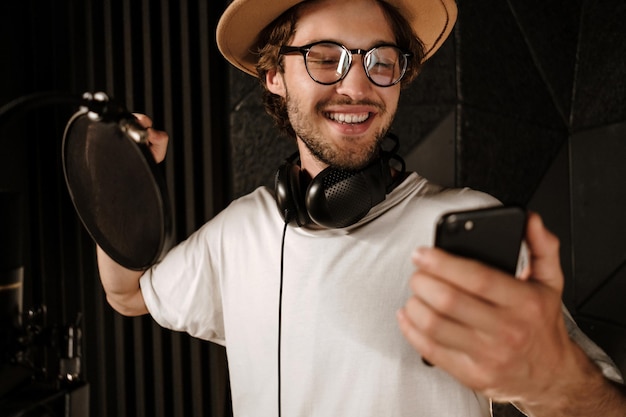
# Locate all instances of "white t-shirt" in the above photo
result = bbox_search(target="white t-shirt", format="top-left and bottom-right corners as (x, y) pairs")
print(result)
(140, 172), (620, 417)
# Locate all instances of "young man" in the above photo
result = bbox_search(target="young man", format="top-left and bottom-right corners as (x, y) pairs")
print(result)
(98, 0), (626, 415)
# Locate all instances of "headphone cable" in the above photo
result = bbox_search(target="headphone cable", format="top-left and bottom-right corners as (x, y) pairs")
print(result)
(278, 220), (288, 417)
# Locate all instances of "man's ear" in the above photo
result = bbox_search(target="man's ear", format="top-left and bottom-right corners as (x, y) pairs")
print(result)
(266, 68), (286, 97)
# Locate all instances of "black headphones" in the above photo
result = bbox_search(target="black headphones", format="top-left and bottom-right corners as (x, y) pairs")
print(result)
(274, 133), (405, 228)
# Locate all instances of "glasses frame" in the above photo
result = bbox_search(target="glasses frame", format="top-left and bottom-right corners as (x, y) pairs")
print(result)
(279, 40), (412, 87)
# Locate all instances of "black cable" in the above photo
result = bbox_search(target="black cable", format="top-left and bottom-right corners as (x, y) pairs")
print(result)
(278, 220), (288, 417)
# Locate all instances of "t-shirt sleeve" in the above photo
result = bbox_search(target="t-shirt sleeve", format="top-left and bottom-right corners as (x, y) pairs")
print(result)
(563, 305), (624, 384)
(140, 222), (226, 346)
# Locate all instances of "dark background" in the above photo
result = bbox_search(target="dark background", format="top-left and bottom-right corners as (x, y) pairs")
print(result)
(1, 0), (625, 416)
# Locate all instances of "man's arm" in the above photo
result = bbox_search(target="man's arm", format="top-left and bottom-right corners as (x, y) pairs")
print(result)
(96, 246), (148, 316)
(96, 113), (168, 317)
(397, 212), (626, 416)
(513, 343), (626, 416)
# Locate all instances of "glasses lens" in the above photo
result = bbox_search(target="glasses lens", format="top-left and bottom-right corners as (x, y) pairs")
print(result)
(305, 43), (349, 84)
(365, 46), (406, 86)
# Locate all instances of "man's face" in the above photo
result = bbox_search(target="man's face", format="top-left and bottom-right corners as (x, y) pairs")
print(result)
(266, 0), (402, 174)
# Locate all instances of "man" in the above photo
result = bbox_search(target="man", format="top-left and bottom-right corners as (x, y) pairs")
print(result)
(98, 0), (626, 415)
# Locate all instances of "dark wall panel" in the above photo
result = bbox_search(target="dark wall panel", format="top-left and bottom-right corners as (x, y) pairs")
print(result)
(571, 123), (626, 314)
(573, 1), (626, 129)
(1, 0), (231, 416)
(456, 0), (571, 204)
(456, 0), (626, 380)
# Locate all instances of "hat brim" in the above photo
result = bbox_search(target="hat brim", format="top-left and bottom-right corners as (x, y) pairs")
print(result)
(216, 0), (457, 77)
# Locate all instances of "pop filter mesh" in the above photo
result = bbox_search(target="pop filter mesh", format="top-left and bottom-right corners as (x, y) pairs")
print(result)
(63, 113), (169, 270)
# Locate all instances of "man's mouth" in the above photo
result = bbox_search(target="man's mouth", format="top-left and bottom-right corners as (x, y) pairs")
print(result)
(325, 112), (371, 124)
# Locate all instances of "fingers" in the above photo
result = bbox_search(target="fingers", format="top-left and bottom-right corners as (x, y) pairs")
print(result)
(411, 247), (519, 307)
(400, 293), (486, 356)
(399, 260), (522, 367)
(396, 307), (474, 371)
(146, 127), (169, 164)
(132, 113), (169, 164)
(408, 266), (503, 332)
(133, 113), (153, 129)
(524, 212), (564, 292)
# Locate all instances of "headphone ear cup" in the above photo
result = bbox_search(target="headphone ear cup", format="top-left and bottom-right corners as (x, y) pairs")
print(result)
(305, 158), (391, 228)
(274, 162), (297, 222)
(274, 161), (311, 226)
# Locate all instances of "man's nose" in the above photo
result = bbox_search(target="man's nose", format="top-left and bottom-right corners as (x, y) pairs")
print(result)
(335, 56), (373, 98)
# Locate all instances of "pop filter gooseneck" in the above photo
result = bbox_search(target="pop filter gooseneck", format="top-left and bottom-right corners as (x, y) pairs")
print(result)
(0, 91), (173, 270)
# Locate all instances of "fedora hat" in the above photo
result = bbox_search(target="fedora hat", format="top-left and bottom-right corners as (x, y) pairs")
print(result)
(216, 0), (457, 77)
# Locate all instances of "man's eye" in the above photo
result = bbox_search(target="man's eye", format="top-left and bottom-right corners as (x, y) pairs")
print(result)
(308, 58), (340, 68)
(374, 61), (394, 69)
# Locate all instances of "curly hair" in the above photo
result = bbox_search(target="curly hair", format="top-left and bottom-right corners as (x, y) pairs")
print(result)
(254, 0), (426, 139)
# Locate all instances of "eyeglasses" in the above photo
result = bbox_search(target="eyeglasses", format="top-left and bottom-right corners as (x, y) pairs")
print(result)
(279, 41), (412, 87)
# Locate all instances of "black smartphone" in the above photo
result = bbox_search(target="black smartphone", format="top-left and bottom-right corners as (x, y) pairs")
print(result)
(435, 206), (527, 275)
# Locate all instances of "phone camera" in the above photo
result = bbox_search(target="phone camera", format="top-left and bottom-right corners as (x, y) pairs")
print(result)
(446, 215), (461, 234)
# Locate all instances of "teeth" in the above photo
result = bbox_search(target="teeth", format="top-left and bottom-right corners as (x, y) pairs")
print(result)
(327, 112), (369, 124)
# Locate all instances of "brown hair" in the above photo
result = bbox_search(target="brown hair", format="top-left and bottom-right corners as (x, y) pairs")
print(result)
(254, 0), (425, 139)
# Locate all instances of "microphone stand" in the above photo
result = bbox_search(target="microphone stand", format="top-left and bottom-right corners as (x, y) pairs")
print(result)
(0, 91), (101, 416)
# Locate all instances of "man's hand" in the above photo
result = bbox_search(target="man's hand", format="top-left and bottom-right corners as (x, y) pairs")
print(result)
(97, 246), (148, 316)
(133, 113), (169, 163)
(397, 212), (626, 415)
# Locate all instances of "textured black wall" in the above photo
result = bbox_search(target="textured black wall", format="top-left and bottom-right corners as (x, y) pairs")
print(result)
(1, 0), (625, 416)
(455, 0), (626, 378)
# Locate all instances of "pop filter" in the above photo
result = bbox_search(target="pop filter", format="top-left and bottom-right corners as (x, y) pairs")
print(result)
(62, 93), (173, 270)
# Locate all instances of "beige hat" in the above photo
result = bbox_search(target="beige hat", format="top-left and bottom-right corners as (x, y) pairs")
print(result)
(216, 0), (457, 77)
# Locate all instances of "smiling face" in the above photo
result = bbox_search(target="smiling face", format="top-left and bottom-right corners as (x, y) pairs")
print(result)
(265, 0), (402, 176)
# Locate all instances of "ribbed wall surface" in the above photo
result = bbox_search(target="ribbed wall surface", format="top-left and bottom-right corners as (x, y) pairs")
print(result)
(1, 0), (232, 416)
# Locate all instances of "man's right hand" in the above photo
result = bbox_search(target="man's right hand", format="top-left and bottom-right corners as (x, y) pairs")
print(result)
(133, 113), (169, 163)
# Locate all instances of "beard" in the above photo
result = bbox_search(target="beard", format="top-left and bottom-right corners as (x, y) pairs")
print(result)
(285, 89), (394, 171)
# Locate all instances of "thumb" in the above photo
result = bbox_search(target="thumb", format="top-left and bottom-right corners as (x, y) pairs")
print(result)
(524, 211), (564, 293)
